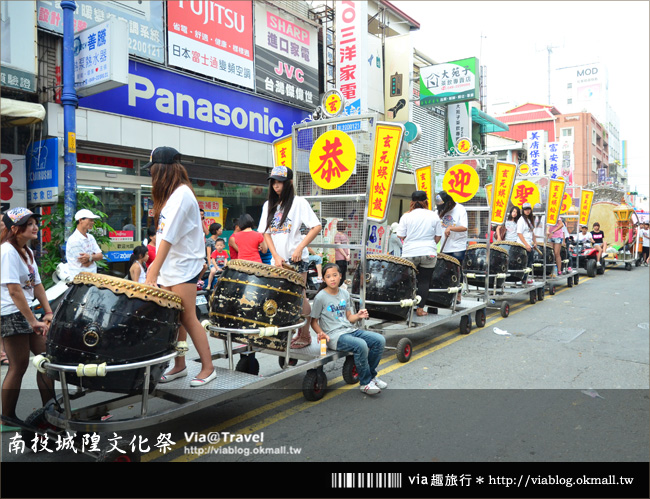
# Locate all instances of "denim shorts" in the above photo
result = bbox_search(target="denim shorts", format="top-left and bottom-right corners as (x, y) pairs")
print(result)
(183, 271), (203, 285)
(549, 237), (563, 244)
(1, 312), (34, 337)
(444, 250), (466, 264)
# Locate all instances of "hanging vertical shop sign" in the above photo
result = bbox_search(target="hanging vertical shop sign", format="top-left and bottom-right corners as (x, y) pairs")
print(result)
(1, 1), (37, 92)
(336, 0), (368, 116)
(367, 123), (404, 222)
(579, 189), (594, 227)
(413, 166), (432, 210)
(485, 183), (493, 206)
(254, 2), (318, 109)
(26, 138), (60, 205)
(168, 0), (254, 89)
(384, 33), (413, 122)
(447, 103), (471, 152)
(0, 155), (27, 212)
(526, 130), (546, 176)
(490, 162), (517, 225)
(309, 130), (356, 190)
(272, 135), (293, 169)
(419, 57), (479, 106)
(547, 142), (560, 179)
(36, 1), (165, 63)
(443, 163), (480, 203)
(546, 178), (566, 226)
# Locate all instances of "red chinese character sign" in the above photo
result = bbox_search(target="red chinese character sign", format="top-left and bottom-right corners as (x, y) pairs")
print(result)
(579, 189), (594, 227)
(510, 180), (541, 209)
(518, 163), (530, 176)
(490, 162), (517, 225)
(367, 123), (404, 222)
(413, 166), (432, 210)
(321, 89), (344, 118)
(455, 138), (472, 155)
(309, 130), (356, 190)
(546, 178), (566, 226)
(272, 135), (292, 170)
(559, 192), (572, 215)
(442, 163), (480, 203)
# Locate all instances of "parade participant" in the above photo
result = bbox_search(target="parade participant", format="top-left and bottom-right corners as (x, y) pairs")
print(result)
(388, 222), (402, 256)
(547, 218), (565, 276)
(590, 222), (607, 266)
(1, 208), (54, 431)
(517, 202), (537, 284)
(146, 226), (157, 268)
(143, 147), (216, 387)
(334, 221), (350, 287)
(127, 245), (149, 283)
(258, 165), (322, 348)
(228, 218), (240, 260)
(436, 190), (468, 303)
(641, 222), (649, 266)
(232, 213), (267, 263)
(310, 263), (387, 395)
(66, 209), (103, 277)
(533, 204), (545, 242)
(578, 225), (594, 243)
(205, 222), (222, 270)
(396, 191), (442, 316)
(205, 238), (228, 291)
(497, 206), (521, 242)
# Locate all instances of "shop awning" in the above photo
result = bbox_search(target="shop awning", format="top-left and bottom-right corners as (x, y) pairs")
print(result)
(471, 107), (509, 134)
(1, 97), (46, 127)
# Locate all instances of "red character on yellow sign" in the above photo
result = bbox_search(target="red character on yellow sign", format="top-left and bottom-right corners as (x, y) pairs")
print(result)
(309, 130), (356, 190)
(442, 164), (479, 203)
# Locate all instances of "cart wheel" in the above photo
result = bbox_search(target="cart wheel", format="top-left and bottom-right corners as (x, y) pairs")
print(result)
(396, 337), (413, 363)
(548, 285), (555, 296)
(474, 308), (486, 328)
(529, 290), (537, 304)
(21, 406), (61, 444)
(635, 259), (641, 267)
(597, 263), (605, 275)
(235, 355), (260, 375)
(342, 357), (359, 384)
(96, 446), (142, 463)
(500, 301), (510, 318)
(278, 356), (298, 369)
(625, 263), (632, 271)
(537, 287), (545, 300)
(302, 369), (327, 402)
(567, 275), (574, 287)
(586, 259), (596, 277)
(574, 274), (580, 285)
(460, 315), (472, 334)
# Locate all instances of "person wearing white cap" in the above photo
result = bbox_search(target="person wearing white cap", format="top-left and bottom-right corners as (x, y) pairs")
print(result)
(66, 209), (103, 277)
(388, 222), (402, 256)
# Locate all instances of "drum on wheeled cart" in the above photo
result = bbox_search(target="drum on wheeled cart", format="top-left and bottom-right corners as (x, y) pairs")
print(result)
(462, 244), (510, 288)
(46, 273), (182, 394)
(426, 253), (462, 309)
(492, 241), (529, 283)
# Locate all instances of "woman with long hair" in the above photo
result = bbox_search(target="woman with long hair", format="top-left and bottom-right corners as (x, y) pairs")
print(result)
(497, 206), (521, 242)
(143, 147), (216, 387)
(1, 208), (54, 430)
(436, 191), (468, 303)
(128, 245), (149, 283)
(395, 191), (442, 316)
(517, 202), (537, 284)
(258, 165), (321, 348)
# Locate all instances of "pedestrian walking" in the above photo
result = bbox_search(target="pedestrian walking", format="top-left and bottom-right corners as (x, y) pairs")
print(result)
(641, 222), (649, 265)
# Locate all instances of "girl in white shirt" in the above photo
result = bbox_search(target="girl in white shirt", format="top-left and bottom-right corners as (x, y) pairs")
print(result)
(258, 165), (321, 348)
(128, 245), (149, 283)
(436, 191), (468, 303)
(497, 206), (521, 242)
(144, 147), (216, 387)
(517, 202), (537, 281)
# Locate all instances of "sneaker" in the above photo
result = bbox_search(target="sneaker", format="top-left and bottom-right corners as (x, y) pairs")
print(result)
(596, 261), (601, 267)
(372, 377), (388, 389)
(526, 278), (534, 285)
(359, 380), (381, 395)
(567, 267), (573, 272)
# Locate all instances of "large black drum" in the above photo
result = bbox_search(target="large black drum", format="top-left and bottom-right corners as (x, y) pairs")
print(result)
(426, 253), (461, 309)
(462, 244), (510, 288)
(532, 242), (555, 276)
(493, 241), (528, 282)
(46, 273), (182, 394)
(351, 254), (417, 321)
(209, 260), (305, 352)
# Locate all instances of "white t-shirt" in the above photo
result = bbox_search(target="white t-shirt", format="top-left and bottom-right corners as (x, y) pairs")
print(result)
(396, 208), (441, 258)
(577, 232), (593, 244)
(66, 228), (102, 276)
(156, 184), (205, 286)
(438, 204), (468, 252)
(504, 220), (518, 242)
(258, 196), (320, 262)
(533, 215), (545, 239)
(517, 217), (535, 245)
(641, 229), (649, 247)
(1, 243), (42, 316)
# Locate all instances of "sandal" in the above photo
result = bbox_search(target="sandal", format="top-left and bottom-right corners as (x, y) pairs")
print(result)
(415, 308), (428, 317)
(0, 352), (8, 367)
(290, 334), (312, 349)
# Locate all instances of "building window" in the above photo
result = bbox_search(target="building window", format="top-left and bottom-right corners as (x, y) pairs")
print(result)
(561, 127), (573, 137)
(567, 98), (572, 104)
(592, 156), (597, 173)
(567, 83), (572, 89)
(592, 129), (597, 145)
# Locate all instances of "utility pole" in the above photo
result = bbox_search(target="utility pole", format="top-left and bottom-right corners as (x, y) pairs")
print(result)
(539, 43), (561, 106)
(479, 32), (487, 111)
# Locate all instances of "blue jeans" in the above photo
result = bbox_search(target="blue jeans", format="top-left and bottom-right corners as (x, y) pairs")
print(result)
(336, 330), (386, 386)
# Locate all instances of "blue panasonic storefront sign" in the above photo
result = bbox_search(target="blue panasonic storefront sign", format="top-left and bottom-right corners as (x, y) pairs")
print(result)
(79, 61), (309, 143)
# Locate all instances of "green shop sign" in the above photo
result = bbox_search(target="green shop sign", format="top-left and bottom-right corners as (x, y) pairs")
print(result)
(419, 57), (479, 106)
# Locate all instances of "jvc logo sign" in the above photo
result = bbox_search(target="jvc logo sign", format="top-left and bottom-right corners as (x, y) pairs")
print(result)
(577, 67), (599, 77)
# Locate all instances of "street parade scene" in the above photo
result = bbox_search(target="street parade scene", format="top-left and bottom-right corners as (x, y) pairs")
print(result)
(0, 1), (648, 498)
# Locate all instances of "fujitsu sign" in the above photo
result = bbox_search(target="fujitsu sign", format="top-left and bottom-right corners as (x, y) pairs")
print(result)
(177, 1), (246, 31)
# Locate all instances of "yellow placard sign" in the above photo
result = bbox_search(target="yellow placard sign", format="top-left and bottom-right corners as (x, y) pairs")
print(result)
(559, 192), (572, 215)
(490, 162), (518, 224)
(579, 189), (594, 226)
(485, 183), (493, 206)
(518, 163), (530, 175)
(197, 196), (223, 227)
(546, 178), (566, 226)
(443, 163), (480, 203)
(414, 166), (432, 210)
(324, 93), (343, 116)
(68, 132), (76, 154)
(309, 130), (356, 190)
(510, 180), (541, 208)
(455, 138), (472, 155)
(367, 123), (404, 222)
(272, 135), (292, 170)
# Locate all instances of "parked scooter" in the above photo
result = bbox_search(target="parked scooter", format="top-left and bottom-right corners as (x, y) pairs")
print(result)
(568, 239), (603, 277)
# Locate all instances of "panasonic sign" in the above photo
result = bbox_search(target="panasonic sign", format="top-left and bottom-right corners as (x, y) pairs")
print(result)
(79, 60), (308, 143)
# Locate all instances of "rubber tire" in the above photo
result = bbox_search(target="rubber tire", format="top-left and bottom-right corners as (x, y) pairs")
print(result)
(278, 356), (298, 369)
(396, 337), (413, 363)
(342, 356), (359, 384)
(21, 407), (61, 444)
(96, 445), (142, 462)
(597, 263), (605, 275)
(475, 308), (486, 328)
(625, 263), (632, 271)
(500, 301), (510, 318)
(302, 369), (327, 402)
(567, 275), (574, 287)
(538, 287), (545, 300)
(529, 290), (537, 304)
(548, 285), (555, 296)
(235, 355), (260, 375)
(460, 315), (472, 334)
(574, 274), (580, 285)
(586, 259), (596, 277)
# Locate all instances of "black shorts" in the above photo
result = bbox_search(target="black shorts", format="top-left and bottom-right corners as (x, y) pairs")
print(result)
(1, 312), (34, 338)
(183, 271), (203, 285)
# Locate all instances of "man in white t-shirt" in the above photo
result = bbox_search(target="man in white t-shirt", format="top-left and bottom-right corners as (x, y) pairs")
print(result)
(641, 222), (649, 266)
(66, 209), (103, 276)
